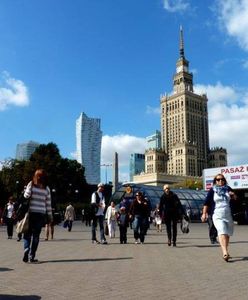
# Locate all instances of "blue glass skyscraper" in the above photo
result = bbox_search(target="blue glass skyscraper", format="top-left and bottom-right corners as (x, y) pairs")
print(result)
(129, 153), (145, 181)
(16, 141), (40, 160)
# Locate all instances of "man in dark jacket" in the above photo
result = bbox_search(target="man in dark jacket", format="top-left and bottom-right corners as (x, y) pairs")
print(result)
(159, 184), (184, 247)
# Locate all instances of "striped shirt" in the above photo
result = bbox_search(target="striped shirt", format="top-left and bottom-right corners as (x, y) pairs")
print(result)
(24, 181), (52, 217)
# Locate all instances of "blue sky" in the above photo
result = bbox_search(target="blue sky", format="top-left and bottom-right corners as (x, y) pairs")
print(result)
(0, 0), (248, 182)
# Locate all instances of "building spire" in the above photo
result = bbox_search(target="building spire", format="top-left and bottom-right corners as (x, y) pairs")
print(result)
(179, 25), (184, 58)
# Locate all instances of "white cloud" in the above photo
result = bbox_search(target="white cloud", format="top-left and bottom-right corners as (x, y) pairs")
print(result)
(242, 60), (248, 69)
(146, 105), (160, 115)
(0, 72), (29, 111)
(101, 134), (146, 182)
(191, 68), (198, 75)
(194, 81), (238, 105)
(70, 151), (77, 160)
(163, 0), (190, 13)
(194, 82), (248, 165)
(215, 0), (248, 51)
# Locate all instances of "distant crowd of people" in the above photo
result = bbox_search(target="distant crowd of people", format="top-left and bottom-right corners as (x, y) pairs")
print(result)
(0, 170), (238, 263)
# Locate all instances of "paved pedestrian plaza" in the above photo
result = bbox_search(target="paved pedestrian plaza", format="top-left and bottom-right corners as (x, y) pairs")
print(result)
(1, 221), (248, 300)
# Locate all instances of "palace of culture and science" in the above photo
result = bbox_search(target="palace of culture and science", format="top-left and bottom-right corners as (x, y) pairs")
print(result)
(133, 27), (227, 186)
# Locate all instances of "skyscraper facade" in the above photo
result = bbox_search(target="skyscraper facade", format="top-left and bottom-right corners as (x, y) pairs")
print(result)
(76, 112), (102, 185)
(160, 27), (209, 177)
(129, 153), (145, 181)
(146, 130), (161, 150)
(16, 141), (40, 160)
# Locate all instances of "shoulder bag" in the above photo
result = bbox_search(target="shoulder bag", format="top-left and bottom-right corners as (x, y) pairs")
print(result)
(180, 215), (190, 234)
(16, 183), (32, 234)
(16, 212), (29, 234)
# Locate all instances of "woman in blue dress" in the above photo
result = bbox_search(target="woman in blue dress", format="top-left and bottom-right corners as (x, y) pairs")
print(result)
(201, 174), (237, 262)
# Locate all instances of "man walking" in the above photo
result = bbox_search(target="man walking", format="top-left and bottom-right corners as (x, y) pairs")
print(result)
(91, 183), (107, 244)
(64, 202), (76, 232)
(159, 184), (184, 247)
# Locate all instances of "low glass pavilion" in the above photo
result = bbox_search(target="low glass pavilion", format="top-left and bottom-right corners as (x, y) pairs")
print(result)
(111, 183), (207, 222)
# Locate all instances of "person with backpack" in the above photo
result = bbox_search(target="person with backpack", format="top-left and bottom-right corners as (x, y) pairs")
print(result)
(91, 183), (107, 244)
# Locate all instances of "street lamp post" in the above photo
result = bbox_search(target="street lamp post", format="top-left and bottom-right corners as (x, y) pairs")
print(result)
(75, 189), (79, 202)
(15, 180), (19, 199)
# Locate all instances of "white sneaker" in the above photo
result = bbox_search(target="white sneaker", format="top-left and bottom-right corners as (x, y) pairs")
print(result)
(135, 240), (140, 244)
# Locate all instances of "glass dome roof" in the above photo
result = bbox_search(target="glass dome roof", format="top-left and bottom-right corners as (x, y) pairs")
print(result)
(111, 183), (207, 221)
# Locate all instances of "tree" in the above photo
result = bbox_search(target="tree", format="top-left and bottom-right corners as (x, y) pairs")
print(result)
(173, 178), (203, 190)
(0, 142), (92, 207)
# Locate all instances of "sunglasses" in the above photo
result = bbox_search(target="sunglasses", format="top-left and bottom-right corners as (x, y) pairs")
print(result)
(216, 178), (225, 182)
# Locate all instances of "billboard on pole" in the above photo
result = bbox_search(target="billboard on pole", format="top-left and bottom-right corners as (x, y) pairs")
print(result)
(203, 164), (248, 191)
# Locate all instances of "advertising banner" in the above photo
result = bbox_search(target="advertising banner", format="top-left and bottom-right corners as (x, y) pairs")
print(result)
(203, 164), (248, 191)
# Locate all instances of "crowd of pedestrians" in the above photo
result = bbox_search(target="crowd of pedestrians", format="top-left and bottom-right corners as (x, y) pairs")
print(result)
(0, 172), (238, 263)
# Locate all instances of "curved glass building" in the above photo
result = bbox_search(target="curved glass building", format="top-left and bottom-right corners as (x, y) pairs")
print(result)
(111, 183), (207, 221)
(76, 112), (102, 185)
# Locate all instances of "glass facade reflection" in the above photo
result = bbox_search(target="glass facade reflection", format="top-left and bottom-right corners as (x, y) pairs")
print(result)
(111, 183), (207, 221)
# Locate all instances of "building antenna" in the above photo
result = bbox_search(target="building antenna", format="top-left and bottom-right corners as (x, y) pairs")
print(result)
(179, 25), (184, 58)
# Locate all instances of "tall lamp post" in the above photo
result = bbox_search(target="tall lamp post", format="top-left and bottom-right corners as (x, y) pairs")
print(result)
(75, 189), (79, 202)
(101, 164), (112, 184)
(15, 180), (19, 199)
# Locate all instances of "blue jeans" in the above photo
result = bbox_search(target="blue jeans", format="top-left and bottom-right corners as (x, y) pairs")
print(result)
(132, 215), (146, 243)
(23, 212), (44, 259)
(91, 215), (105, 241)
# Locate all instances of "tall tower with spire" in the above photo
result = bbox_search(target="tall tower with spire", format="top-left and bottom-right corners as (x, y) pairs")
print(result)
(160, 27), (209, 177)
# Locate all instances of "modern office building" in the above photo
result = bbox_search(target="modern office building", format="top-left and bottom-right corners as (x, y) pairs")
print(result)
(160, 27), (210, 177)
(129, 153), (145, 181)
(16, 141), (40, 160)
(146, 130), (161, 150)
(76, 112), (102, 185)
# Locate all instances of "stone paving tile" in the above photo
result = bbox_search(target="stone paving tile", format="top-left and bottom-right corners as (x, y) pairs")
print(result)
(1, 221), (248, 299)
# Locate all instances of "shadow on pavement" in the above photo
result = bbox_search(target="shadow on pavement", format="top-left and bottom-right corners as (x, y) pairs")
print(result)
(230, 241), (248, 244)
(0, 268), (14, 272)
(0, 295), (41, 300)
(228, 256), (248, 263)
(41, 238), (86, 242)
(39, 257), (133, 264)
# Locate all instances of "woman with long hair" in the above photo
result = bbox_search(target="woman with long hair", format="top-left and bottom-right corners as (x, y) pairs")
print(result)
(201, 174), (237, 262)
(22, 169), (53, 263)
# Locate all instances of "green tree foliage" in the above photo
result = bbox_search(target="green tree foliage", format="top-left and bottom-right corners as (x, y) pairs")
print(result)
(0, 143), (99, 208)
(173, 178), (203, 190)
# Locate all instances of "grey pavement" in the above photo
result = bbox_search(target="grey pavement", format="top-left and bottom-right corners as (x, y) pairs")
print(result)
(1, 221), (248, 300)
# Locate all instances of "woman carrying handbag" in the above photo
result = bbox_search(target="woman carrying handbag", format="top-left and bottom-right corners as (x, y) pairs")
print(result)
(22, 169), (53, 263)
